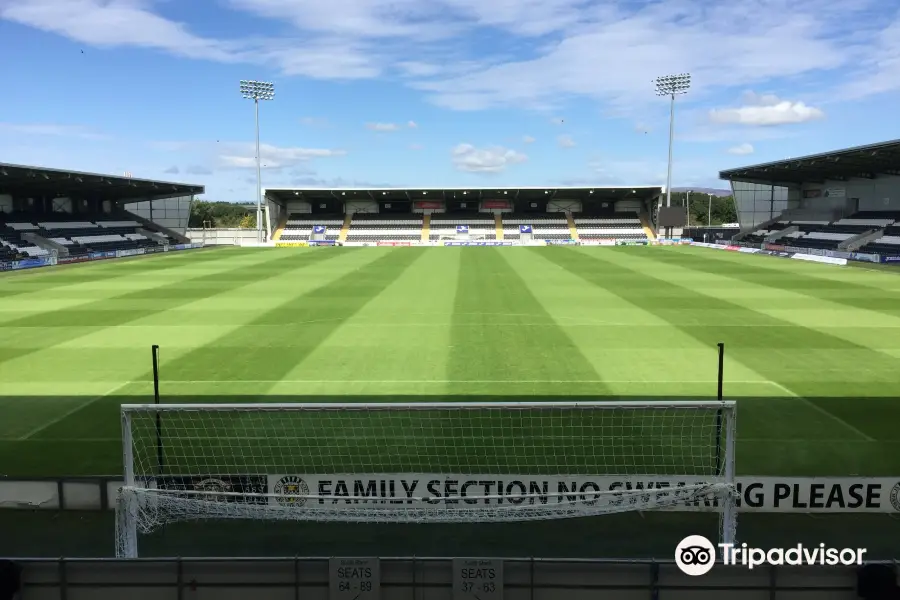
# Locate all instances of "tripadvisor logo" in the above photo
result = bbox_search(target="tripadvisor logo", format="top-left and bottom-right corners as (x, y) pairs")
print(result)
(675, 536), (868, 576)
(675, 535), (716, 576)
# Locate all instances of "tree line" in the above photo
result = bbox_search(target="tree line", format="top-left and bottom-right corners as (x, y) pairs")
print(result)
(189, 201), (257, 228)
(666, 192), (738, 226)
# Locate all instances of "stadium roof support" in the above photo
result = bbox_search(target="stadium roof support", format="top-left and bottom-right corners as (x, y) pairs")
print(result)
(264, 186), (664, 204)
(0, 163), (204, 201)
(719, 139), (900, 186)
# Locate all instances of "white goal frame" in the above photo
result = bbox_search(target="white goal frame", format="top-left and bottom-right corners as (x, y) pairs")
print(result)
(116, 400), (736, 558)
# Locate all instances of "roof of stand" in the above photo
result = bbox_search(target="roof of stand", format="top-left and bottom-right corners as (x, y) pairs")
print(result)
(719, 139), (900, 185)
(0, 162), (204, 201)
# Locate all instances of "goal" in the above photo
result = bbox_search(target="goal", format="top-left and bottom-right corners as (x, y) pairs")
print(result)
(115, 401), (736, 558)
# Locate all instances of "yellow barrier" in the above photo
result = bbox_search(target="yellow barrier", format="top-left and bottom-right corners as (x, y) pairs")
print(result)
(275, 242), (308, 247)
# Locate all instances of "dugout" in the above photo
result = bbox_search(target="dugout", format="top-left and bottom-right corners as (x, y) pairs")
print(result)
(265, 186), (664, 224)
(719, 139), (900, 232)
(0, 162), (204, 239)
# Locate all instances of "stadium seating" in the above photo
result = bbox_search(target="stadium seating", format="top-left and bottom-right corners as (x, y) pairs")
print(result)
(0, 221), (50, 260)
(1, 212), (166, 257)
(573, 212), (645, 240)
(430, 213), (496, 240)
(742, 211), (900, 256)
(346, 213), (423, 242)
(281, 214), (344, 241)
(501, 213), (569, 240)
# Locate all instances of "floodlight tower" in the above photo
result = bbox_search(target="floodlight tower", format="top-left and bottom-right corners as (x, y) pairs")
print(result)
(655, 73), (691, 213)
(240, 80), (275, 244)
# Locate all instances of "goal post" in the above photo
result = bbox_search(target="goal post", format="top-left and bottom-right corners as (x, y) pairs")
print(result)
(115, 400), (736, 558)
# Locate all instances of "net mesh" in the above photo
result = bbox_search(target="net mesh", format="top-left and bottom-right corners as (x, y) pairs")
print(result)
(116, 402), (736, 557)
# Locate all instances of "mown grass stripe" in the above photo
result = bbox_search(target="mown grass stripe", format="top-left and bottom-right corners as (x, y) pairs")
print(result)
(0, 250), (341, 367)
(447, 249), (610, 394)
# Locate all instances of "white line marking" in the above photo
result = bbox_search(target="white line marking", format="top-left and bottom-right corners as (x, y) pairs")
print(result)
(152, 379), (790, 385)
(17, 381), (132, 441)
(766, 381), (875, 442)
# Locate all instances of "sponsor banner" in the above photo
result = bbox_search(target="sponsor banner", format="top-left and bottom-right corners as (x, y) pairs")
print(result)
(116, 248), (146, 258)
(803, 189), (822, 198)
(308, 240), (337, 246)
(792, 253), (847, 266)
(738, 247), (760, 254)
(88, 251), (116, 260)
(784, 246), (803, 254)
(824, 250), (851, 260)
(414, 201), (443, 210)
(57, 255), (92, 264)
(0, 261), (13, 271)
(690, 242), (724, 250)
(882, 255), (900, 263)
(824, 188), (846, 198)
(443, 241), (513, 247)
(151, 475), (268, 505)
(190, 242), (204, 249)
(849, 252), (880, 263)
(579, 240), (616, 246)
(265, 474), (900, 513)
(144, 245), (165, 254)
(544, 239), (577, 246)
(376, 241), (411, 247)
(724, 245), (740, 252)
(275, 242), (309, 248)
(482, 200), (510, 209)
(12, 257), (52, 270)
(172, 244), (188, 251)
(764, 243), (786, 252)
(342, 242), (373, 247)
(617, 240), (649, 246)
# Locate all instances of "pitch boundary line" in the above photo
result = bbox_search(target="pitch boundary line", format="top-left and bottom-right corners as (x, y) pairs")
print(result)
(1, 437), (883, 444)
(17, 382), (133, 441)
(155, 379), (794, 385)
(765, 381), (875, 442)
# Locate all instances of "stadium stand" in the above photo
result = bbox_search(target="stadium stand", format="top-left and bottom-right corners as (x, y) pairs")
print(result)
(430, 213), (496, 240)
(0, 220), (50, 260)
(2, 212), (169, 257)
(573, 212), (646, 241)
(345, 213), (423, 242)
(280, 214), (344, 241)
(741, 210), (900, 255)
(501, 213), (570, 240)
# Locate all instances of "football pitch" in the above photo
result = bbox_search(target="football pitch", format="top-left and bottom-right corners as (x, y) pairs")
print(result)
(1, 245), (899, 479)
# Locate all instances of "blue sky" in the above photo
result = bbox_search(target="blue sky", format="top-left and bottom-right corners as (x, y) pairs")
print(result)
(1, 0), (899, 201)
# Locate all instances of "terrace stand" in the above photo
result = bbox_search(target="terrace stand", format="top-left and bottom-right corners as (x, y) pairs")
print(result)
(115, 400), (737, 558)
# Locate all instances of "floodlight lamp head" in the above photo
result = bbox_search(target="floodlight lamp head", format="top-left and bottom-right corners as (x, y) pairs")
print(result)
(654, 73), (691, 96)
(239, 80), (275, 101)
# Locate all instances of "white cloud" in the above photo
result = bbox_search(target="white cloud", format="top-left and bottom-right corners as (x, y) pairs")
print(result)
(550, 117), (565, 125)
(557, 134), (576, 148)
(407, 120), (418, 128)
(709, 93), (825, 126)
(522, 135), (536, 143)
(3, 0), (896, 109)
(163, 166), (180, 174)
(0, 122), (107, 140)
(727, 143), (755, 155)
(366, 122), (400, 132)
(451, 143), (527, 173)
(219, 143), (346, 169)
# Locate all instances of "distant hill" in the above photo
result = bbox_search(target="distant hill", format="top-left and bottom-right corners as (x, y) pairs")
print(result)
(671, 187), (732, 196)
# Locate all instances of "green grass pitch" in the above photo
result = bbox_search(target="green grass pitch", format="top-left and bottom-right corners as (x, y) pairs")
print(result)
(1, 245), (899, 479)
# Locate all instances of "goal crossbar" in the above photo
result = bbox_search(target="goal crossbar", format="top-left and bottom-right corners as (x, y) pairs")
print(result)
(116, 400), (737, 558)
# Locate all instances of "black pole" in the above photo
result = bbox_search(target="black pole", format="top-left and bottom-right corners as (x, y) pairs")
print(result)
(715, 342), (724, 475)
(152, 345), (163, 474)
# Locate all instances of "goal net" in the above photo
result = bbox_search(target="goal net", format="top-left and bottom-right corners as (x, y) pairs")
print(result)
(115, 401), (736, 558)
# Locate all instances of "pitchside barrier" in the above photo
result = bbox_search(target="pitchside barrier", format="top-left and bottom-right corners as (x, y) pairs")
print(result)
(692, 240), (896, 265)
(4, 556), (897, 599)
(2, 476), (899, 513)
(0, 244), (204, 272)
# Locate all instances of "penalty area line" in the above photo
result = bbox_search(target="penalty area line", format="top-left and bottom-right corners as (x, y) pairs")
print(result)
(764, 381), (875, 442)
(17, 381), (133, 441)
